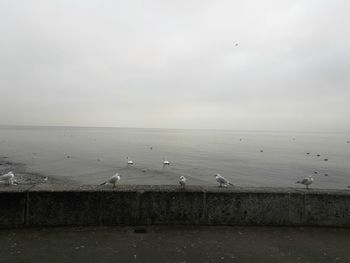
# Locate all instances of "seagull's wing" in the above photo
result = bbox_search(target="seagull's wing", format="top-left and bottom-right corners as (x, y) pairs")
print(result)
(300, 178), (309, 184)
(217, 176), (229, 184)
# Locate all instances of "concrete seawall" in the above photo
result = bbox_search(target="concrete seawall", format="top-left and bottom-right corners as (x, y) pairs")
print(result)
(1, 185), (350, 228)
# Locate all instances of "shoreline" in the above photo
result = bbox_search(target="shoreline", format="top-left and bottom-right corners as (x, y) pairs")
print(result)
(0, 156), (78, 187)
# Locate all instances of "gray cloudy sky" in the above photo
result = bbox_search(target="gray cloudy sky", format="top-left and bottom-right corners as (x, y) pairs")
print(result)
(1, 0), (349, 131)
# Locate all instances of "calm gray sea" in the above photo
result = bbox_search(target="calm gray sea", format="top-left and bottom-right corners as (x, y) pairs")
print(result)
(0, 126), (349, 189)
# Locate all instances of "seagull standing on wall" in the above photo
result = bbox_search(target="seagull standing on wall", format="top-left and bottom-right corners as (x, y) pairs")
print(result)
(100, 173), (120, 188)
(296, 175), (314, 189)
(179, 176), (186, 188)
(215, 174), (234, 187)
(0, 171), (18, 185)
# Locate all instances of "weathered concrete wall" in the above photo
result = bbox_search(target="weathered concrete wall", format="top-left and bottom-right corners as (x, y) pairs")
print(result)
(1, 185), (350, 228)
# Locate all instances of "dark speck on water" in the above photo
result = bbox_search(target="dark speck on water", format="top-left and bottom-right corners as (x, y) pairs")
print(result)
(316, 154), (321, 157)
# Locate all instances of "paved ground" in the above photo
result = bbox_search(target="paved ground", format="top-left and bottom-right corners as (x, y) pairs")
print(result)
(0, 226), (349, 263)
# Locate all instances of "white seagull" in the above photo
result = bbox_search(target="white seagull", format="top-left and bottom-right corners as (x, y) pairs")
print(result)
(127, 157), (134, 165)
(0, 171), (18, 185)
(179, 176), (186, 188)
(100, 173), (121, 188)
(163, 158), (170, 167)
(296, 175), (314, 189)
(215, 174), (234, 187)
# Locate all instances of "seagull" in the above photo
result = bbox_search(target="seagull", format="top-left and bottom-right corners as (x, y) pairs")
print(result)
(179, 176), (186, 188)
(215, 174), (234, 187)
(43, 177), (49, 182)
(100, 173), (120, 188)
(0, 171), (18, 185)
(127, 157), (134, 165)
(296, 175), (314, 189)
(163, 158), (170, 167)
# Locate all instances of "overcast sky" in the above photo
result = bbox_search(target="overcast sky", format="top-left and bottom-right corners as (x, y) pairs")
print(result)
(0, 0), (349, 131)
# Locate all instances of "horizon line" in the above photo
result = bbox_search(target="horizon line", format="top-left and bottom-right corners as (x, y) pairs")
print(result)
(0, 124), (349, 134)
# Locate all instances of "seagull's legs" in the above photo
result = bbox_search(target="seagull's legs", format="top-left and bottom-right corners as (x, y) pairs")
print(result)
(113, 182), (116, 188)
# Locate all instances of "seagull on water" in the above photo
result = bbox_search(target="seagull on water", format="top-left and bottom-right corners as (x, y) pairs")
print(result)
(0, 171), (18, 186)
(179, 176), (186, 188)
(215, 174), (234, 187)
(296, 175), (314, 189)
(100, 173), (120, 188)
(163, 158), (170, 167)
(127, 157), (134, 165)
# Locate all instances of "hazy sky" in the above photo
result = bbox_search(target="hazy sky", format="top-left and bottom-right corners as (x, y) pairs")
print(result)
(1, 0), (349, 131)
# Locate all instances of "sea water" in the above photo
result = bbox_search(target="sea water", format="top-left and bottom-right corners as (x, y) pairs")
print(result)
(0, 126), (349, 189)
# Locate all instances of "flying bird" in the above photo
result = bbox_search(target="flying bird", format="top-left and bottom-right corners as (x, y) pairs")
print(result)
(100, 173), (120, 188)
(179, 176), (186, 188)
(215, 174), (234, 187)
(0, 171), (18, 186)
(296, 175), (314, 189)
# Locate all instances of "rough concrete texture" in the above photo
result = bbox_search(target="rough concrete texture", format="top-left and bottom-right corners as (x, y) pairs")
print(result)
(1, 185), (350, 227)
(0, 226), (350, 263)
